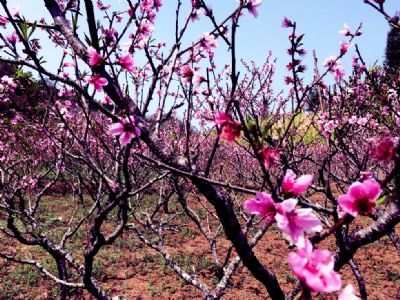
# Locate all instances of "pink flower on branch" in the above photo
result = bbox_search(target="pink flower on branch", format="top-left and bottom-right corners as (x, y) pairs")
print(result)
(370, 136), (396, 161)
(118, 53), (135, 72)
(275, 198), (323, 242)
(0, 16), (8, 27)
(338, 179), (381, 217)
(87, 46), (103, 66)
(259, 148), (280, 169)
(10, 5), (20, 17)
(180, 65), (194, 84)
(97, 1), (110, 10)
(339, 23), (352, 36)
(288, 237), (342, 293)
(282, 169), (313, 197)
(282, 17), (294, 28)
(6, 31), (19, 45)
(215, 112), (242, 141)
(243, 0), (262, 18)
(340, 41), (353, 55)
(108, 116), (141, 146)
(244, 192), (276, 221)
(88, 74), (108, 92)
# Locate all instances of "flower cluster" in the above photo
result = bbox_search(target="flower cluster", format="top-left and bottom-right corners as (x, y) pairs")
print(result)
(214, 112), (242, 141)
(108, 116), (141, 146)
(244, 169), (320, 243)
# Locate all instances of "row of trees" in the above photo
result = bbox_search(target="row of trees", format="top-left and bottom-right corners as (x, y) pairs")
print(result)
(0, 0), (399, 299)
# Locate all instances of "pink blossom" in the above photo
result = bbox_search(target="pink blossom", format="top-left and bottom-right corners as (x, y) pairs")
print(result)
(1, 75), (17, 91)
(6, 31), (18, 45)
(214, 112), (231, 126)
(339, 23), (352, 36)
(348, 115), (358, 124)
(180, 65), (193, 84)
(297, 48), (307, 56)
(140, 0), (154, 12)
(243, 0), (262, 18)
(215, 112), (242, 141)
(192, 72), (206, 87)
(338, 179), (381, 217)
(137, 19), (154, 39)
(334, 68), (346, 83)
(357, 117), (368, 126)
(323, 120), (336, 136)
(102, 95), (113, 105)
(360, 171), (372, 181)
(340, 41), (353, 55)
(10, 5), (20, 17)
(97, 1), (110, 10)
(190, 10), (202, 22)
(371, 136), (396, 161)
(118, 53), (134, 72)
(339, 285), (360, 300)
(352, 56), (359, 66)
(244, 192), (276, 221)
(284, 76), (293, 85)
(288, 237), (342, 292)
(275, 199), (323, 242)
(0, 16), (8, 27)
(259, 148), (280, 169)
(282, 169), (313, 197)
(154, 0), (163, 11)
(323, 55), (340, 69)
(198, 32), (217, 51)
(87, 46), (103, 66)
(108, 117), (141, 146)
(88, 74), (108, 92)
(282, 17), (294, 28)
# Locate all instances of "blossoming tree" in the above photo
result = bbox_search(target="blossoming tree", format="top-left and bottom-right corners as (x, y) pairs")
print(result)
(0, 0), (399, 299)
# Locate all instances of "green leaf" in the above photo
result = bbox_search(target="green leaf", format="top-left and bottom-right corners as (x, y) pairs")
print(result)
(18, 19), (29, 41)
(376, 195), (389, 206)
(246, 115), (256, 129)
(28, 21), (37, 39)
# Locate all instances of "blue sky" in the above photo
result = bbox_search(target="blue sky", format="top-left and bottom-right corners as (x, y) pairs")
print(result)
(1, 0), (398, 91)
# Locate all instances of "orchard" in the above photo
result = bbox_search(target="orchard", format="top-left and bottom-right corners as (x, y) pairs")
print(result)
(0, 0), (399, 299)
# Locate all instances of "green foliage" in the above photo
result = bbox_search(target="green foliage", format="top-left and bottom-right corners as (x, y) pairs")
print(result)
(0, 265), (40, 298)
(180, 227), (196, 238)
(17, 19), (37, 41)
(271, 112), (324, 144)
(92, 258), (104, 278)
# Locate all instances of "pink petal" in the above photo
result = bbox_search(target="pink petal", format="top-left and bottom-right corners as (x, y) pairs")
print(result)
(108, 123), (124, 136)
(282, 169), (296, 193)
(119, 132), (133, 146)
(275, 213), (290, 233)
(347, 182), (367, 200)
(294, 208), (323, 233)
(244, 193), (276, 220)
(278, 198), (298, 213)
(256, 192), (275, 206)
(134, 127), (141, 137)
(98, 78), (108, 86)
(339, 284), (360, 300)
(292, 174), (313, 195)
(363, 179), (381, 202)
(338, 194), (358, 217)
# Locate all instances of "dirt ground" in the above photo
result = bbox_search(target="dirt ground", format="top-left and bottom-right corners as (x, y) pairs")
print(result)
(0, 196), (399, 300)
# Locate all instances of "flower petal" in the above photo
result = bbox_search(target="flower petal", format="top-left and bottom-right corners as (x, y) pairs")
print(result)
(108, 123), (124, 136)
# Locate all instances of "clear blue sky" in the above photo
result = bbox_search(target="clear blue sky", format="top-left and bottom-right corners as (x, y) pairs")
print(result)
(1, 0), (398, 90)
